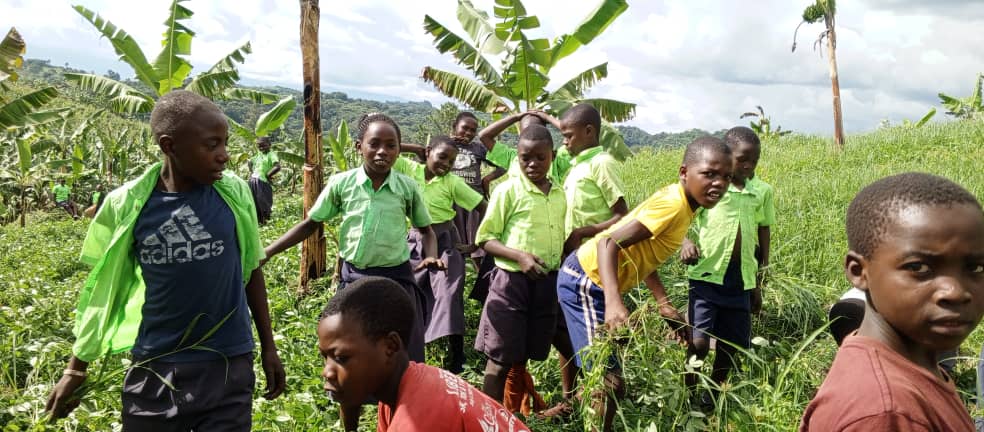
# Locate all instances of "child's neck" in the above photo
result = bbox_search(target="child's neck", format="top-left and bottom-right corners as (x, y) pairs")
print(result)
(376, 355), (410, 407)
(732, 178), (746, 190)
(363, 166), (390, 191)
(857, 308), (943, 379)
(424, 168), (436, 181)
(530, 177), (551, 194)
(158, 160), (198, 193)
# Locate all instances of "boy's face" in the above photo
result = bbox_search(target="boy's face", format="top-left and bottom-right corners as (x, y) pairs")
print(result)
(560, 120), (595, 156)
(453, 117), (478, 143)
(517, 138), (553, 184)
(317, 314), (397, 407)
(425, 144), (457, 177)
(160, 108), (230, 185)
(848, 203), (984, 352)
(357, 122), (400, 177)
(679, 150), (732, 210)
(257, 139), (271, 153)
(730, 141), (760, 184)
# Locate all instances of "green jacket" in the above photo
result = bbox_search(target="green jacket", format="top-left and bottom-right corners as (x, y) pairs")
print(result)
(73, 163), (264, 362)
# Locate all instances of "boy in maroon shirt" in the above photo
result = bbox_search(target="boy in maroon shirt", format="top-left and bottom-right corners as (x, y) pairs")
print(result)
(800, 172), (984, 431)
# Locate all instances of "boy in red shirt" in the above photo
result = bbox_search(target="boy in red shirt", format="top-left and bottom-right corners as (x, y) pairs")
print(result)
(318, 276), (529, 432)
(800, 172), (984, 431)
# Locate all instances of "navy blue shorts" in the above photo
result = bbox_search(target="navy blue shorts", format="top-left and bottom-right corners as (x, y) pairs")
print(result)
(688, 258), (751, 348)
(475, 266), (558, 364)
(556, 253), (618, 369)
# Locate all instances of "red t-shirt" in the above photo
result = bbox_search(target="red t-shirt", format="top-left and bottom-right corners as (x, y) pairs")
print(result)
(800, 335), (974, 431)
(377, 362), (529, 432)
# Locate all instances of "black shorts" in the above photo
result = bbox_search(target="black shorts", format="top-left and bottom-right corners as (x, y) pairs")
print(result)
(475, 267), (558, 364)
(688, 258), (751, 348)
(121, 353), (254, 432)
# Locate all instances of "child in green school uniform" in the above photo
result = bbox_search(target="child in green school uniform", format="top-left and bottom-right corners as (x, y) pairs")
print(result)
(392, 135), (487, 373)
(474, 124), (567, 406)
(679, 126), (775, 409)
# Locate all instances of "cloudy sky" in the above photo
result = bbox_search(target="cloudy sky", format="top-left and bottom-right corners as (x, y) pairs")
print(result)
(5, 0), (983, 134)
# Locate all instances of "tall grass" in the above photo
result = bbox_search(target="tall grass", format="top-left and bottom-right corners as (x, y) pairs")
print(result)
(1, 119), (982, 430)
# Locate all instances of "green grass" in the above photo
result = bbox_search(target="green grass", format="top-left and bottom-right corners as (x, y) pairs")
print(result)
(1, 119), (983, 431)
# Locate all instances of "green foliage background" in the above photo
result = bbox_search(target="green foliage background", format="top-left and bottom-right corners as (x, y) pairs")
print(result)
(2, 117), (983, 431)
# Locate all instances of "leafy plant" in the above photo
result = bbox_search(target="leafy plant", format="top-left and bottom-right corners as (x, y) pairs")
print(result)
(739, 106), (792, 141)
(938, 73), (984, 119)
(421, 0), (635, 160)
(0, 28), (60, 130)
(65, 0), (277, 115)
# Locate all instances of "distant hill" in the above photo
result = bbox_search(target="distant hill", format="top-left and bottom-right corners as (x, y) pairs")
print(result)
(20, 58), (723, 150)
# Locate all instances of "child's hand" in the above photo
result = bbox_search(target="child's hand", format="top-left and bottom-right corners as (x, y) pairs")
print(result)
(415, 257), (447, 272)
(679, 238), (700, 265)
(605, 300), (630, 331)
(751, 288), (763, 315)
(658, 305), (690, 345)
(260, 348), (287, 400)
(45, 374), (86, 420)
(563, 228), (589, 256)
(455, 243), (479, 255)
(517, 253), (547, 279)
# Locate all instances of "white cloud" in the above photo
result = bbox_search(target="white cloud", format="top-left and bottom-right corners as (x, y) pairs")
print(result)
(4, 0), (981, 135)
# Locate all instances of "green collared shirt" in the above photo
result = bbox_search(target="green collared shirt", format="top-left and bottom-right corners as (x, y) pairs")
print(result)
(476, 174), (567, 272)
(250, 151), (279, 183)
(74, 163), (263, 362)
(563, 146), (625, 236)
(687, 177), (776, 290)
(393, 157), (484, 224)
(486, 142), (572, 183)
(309, 166), (432, 269)
(53, 184), (71, 202)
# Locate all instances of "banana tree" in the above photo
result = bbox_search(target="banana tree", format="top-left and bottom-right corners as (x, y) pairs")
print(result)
(227, 95), (298, 169)
(0, 129), (55, 226)
(938, 73), (983, 119)
(421, 0), (635, 160)
(740, 106), (792, 141)
(1, 27), (61, 130)
(65, 0), (277, 115)
(793, 0), (844, 149)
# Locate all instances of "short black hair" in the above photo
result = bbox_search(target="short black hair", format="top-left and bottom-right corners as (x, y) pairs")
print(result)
(356, 112), (402, 143)
(724, 126), (761, 149)
(428, 135), (457, 151)
(561, 103), (602, 132)
(256, 136), (271, 145)
(682, 136), (731, 165)
(847, 172), (982, 257)
(320, 276), (414, 345)
(518, 123), (553, 150)
(150, 90), (222, 139)
(453, 111), (478, 128)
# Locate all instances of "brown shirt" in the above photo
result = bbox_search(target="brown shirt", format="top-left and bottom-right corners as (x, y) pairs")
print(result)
(800, 335), (974, 431)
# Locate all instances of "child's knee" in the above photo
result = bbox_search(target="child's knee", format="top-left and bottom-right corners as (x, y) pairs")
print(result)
(484, 359), (509, 378)
(690, 337), (711, 358)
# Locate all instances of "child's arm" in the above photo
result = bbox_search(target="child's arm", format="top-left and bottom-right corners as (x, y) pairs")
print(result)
(266, 161), (282, 181)
(480, 167), (506, 198)
(245, 267), (286, 399)
(526, 109), (562, 129)
(477, 112), (525, 152)
(595, 219), (657, 330)
(263, 218), (322, 261)
(753, 226), (771, 314)
(400, 143), (426, 159)
(564, 197), (629, 255)
(415, 225), (447, 271)
(643, 272), (689, 343)
(482, 239), (547, 279)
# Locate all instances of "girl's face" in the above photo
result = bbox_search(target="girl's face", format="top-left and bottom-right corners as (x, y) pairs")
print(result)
(453, 117), (478, 143)
(425, 144), (457, 177)
(357, 122), (400, 177)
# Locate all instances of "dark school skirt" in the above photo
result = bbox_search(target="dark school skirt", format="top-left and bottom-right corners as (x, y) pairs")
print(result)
(452, 204), (485, 260)
(339, 260), (427, 362)
(247, 175), (273, 224)
(475, 266), (559, 364)
(408, 221), (466, 342)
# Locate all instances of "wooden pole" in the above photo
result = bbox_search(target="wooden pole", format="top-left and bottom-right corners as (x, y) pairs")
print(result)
(298, 0), (326, 295)
(826, 15), (845, 149)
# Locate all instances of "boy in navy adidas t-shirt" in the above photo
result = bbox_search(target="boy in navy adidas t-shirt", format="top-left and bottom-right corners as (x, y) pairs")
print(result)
(46, 91), (286, 431)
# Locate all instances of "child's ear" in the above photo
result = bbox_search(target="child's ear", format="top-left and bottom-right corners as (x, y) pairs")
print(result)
(158, 135), (175, 156)
(844, 250), (868, 292)
(382, 331), (403, 358)
(586, 124), (596, 139)
(678, 164), (688, 183)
